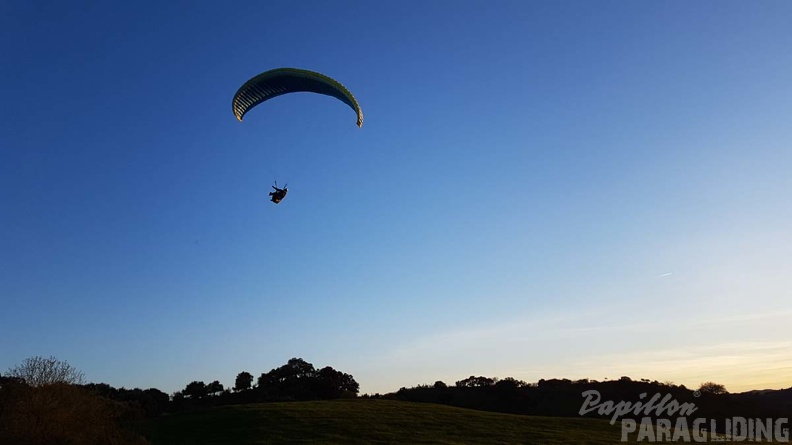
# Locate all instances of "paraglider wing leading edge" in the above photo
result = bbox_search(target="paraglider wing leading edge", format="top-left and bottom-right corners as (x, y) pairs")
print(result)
(232, 67), (363, 127)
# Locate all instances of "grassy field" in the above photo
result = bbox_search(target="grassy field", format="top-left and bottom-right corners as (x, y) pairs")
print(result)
(144, 399), (779, 444)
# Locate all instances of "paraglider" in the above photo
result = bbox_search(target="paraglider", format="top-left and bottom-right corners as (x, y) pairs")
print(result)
(269, 182), (288, 204)
(231, 67), (363, 205)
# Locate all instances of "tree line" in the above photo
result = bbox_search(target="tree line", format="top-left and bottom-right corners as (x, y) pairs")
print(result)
(0, 356), (359, 445)
(170, 357), (359, 411)
(374, 375), (791, 434)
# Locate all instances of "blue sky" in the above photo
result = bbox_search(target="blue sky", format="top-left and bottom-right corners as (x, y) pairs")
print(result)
(2, 1), (791, 395)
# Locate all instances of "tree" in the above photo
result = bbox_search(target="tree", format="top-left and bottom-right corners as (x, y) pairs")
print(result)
(259, 358), (317, 400)
(142, 388), (170, 417)
(698, 382), (728, 395)
(455, 376), (495, 388)
(257, 371), (276, 389)
(537, 378), (572, 388)
(234, 371), (254, 392)
(6, 356), (85, 386)
(183, 381), (208, 399)
(206, 380), (224, 396)
(314, 366), (359, 399)
(494, 377), (527, 390)
(275, 358), (316, 381)
(83, 382), (116, 398)
(255, 358), (359, 401)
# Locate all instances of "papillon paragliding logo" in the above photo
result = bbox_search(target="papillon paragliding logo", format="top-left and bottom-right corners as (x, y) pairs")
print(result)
(579, 390), (790, 442)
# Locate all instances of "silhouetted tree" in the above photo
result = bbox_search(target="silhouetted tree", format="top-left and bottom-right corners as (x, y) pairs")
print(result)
(81, 383), (170, 418)
(494, 377), (526, 390)
(258, 371), (276, 389)
(234, 371), (254, 392)
(170, 391), (186, 410)
(275, 358), (316, 381)
(183, 381), (208, 399)
(142, 388), (170, 416)
(251, 358), (359, 402)
(6, 355), (85, 386)
(257, 358), (318, 400)
(537, 378), (572, 388)
(434, 381), (448, 389)
(207, 380), (224, 396)
(699, 381), (728, 395)
(456, 376), (495, 388)
(313, 366), (359, 398)
(83, 382), (116, 398)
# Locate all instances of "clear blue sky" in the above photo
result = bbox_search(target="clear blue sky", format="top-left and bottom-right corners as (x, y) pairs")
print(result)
(2, 1), (791, 395)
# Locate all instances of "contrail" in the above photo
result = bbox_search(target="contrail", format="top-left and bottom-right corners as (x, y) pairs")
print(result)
(657, 272), (673, 278)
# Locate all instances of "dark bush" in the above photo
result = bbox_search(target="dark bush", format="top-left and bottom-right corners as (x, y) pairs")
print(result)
(0, 381), (148, 445)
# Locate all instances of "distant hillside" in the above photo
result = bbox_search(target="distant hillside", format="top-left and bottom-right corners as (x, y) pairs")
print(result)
(736, 386), (792, 408)
(145, 399), (624, 444)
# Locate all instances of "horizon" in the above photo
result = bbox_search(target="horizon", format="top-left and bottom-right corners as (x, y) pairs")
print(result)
(8, 352), (791, 397)
(2, 1), (791, 397)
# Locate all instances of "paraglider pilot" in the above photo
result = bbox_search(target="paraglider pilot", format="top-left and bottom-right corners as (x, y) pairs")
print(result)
(269, 182), (288, 204)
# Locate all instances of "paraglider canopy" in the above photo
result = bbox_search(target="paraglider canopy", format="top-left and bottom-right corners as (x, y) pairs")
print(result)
(232, 67), (363, 127)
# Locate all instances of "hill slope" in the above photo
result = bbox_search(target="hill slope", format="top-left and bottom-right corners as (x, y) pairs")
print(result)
(145, 399), (626, 444)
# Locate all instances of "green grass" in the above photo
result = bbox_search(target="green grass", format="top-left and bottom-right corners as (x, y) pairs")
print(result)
(144, 399), (779, 444)
(145, 399), (620, 444)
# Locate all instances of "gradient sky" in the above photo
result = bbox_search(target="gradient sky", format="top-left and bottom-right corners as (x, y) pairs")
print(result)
(2, 1), (791, 395)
